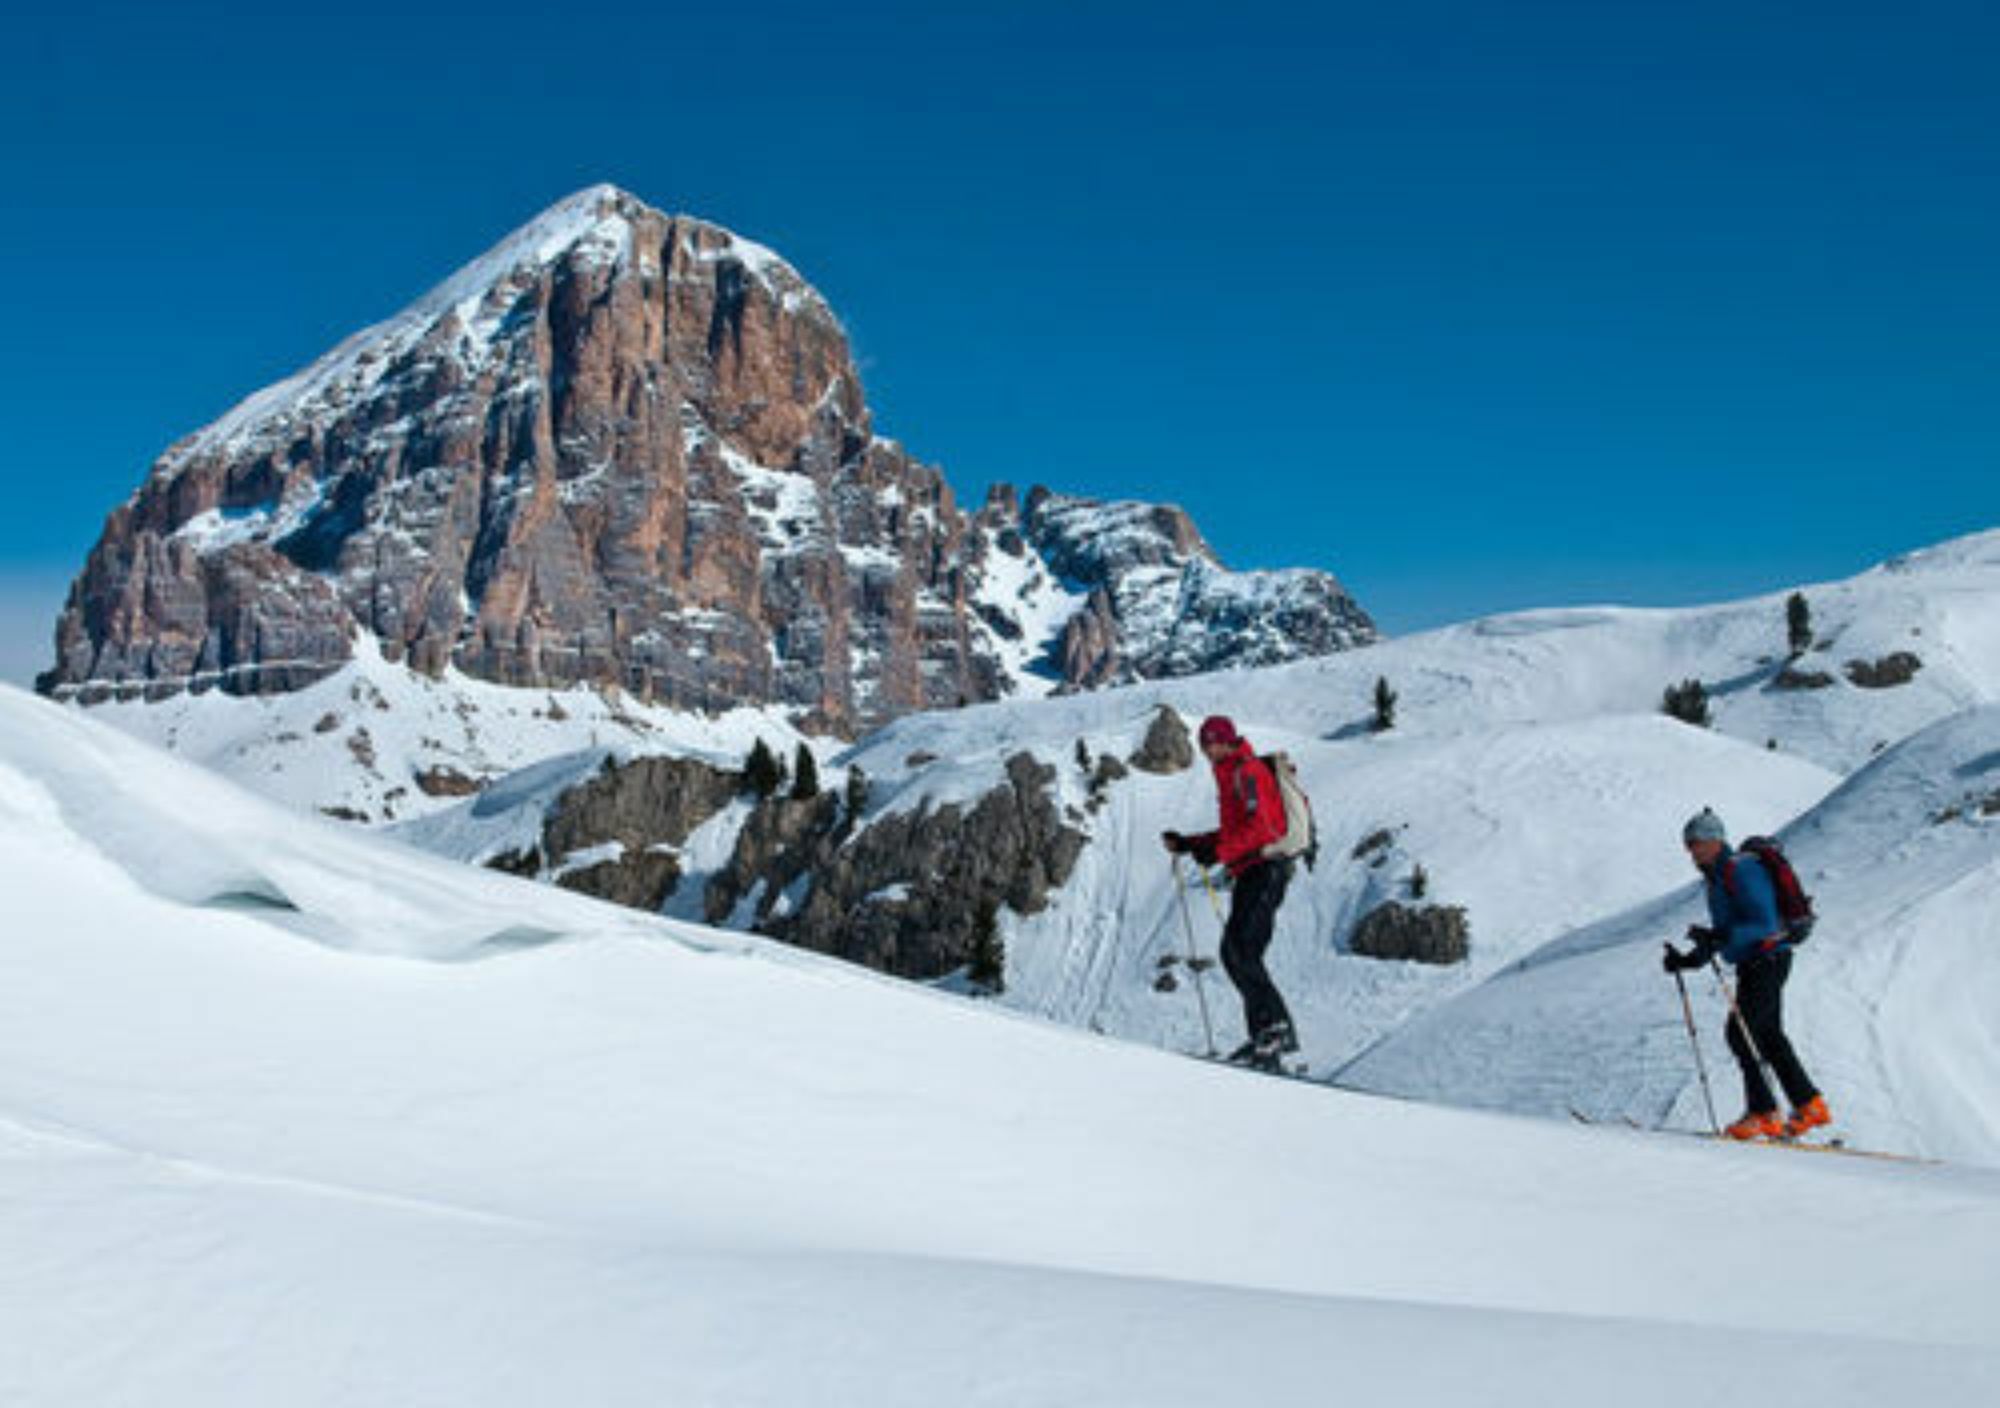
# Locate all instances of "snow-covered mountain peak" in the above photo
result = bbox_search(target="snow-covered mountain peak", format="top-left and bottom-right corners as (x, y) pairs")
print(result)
(156, 184), (820, 473)
(54, 187), (1375, 726)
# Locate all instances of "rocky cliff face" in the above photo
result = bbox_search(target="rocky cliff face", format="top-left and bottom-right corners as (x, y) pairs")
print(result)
(711, 751), (1087, 979)
(43, 185), (1375, 731)
(439, 742), (1088, 984)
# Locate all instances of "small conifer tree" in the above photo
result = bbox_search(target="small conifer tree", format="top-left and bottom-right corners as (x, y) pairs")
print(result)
(844, 766), (870, 821)
(967, 898), (1006, 993)
(1410, 864), (1429, 900)
(1372, 676), (1398, 733)
(1662, 679), (1712, 728)
(744, 738), (783, 797)
(1787, 592), (1813, 656)
(791, 743), (820, 800)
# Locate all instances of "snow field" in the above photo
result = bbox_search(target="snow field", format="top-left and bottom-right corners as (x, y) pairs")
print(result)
(1342, 707), (2000, 1166)
(3, 685), (1999, 1404)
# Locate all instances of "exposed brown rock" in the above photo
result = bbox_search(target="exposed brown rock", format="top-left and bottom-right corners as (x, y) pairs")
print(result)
(555, 850), (682, 912)
(542, 754), (742, 862)
(414, 765), (484, 798)
(1845, 652), (1923, 689)
(710, 751), (1086, 980)
(1349, 901), (1470, 965)
(1128, 705), (1194, 774)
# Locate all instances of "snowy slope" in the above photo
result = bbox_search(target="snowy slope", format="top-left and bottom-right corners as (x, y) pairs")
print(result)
(1339, 706), (2000, 1167)
(855, 526), (2000, 778)
(845, 707), (1834, 1066)
(2, 685), (1998, 1406)
(737, 531), (1998, 1068)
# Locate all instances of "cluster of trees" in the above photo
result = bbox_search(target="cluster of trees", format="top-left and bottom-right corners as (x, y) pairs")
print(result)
(1662, 678), (1711, 727)
(1663, 594), (1816, 729)
(743, 739), (821, 801)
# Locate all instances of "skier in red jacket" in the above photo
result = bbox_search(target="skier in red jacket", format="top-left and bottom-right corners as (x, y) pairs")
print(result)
(1163, 715), (1299, 1068)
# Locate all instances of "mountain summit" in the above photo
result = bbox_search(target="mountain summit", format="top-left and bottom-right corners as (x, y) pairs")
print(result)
(42, 185), (1375, 731)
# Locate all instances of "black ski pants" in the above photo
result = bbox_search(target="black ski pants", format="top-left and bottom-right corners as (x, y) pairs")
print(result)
(1724, 949), (1820, 1115)
(1220, 858), (1294, 1042)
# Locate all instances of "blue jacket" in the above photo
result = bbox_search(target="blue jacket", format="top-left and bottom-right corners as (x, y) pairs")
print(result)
(1702, 848), (1785, 965)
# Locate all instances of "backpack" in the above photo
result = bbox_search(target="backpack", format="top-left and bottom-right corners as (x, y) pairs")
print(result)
(1258, 752), (1318, 870)
(1721, 836), (1816, 943)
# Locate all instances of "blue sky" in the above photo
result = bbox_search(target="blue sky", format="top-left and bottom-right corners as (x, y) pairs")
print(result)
(3, 0), (1998, 683)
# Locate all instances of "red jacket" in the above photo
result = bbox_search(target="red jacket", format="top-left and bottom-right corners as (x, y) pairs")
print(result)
(1194, 740), (1286, 875)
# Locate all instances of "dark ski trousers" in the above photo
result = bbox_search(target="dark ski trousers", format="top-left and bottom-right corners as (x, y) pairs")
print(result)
(1220, 858), (1294, 1042)
(1725, 949), (1820, 1115)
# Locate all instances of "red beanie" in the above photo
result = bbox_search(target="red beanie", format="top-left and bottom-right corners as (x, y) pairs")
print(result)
(1197, 715), (1240, 748)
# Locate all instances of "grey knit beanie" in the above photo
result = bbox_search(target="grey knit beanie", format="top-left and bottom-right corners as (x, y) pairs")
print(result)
(1682, 807), (1728, 845)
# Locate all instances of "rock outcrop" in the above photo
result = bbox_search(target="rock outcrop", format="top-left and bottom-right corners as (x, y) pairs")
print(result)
(42, 186), (1376, 730)
(1846, 652), (1923, 689)
(485, 752), (744, 912)
(711, 751), (1085, 980)
(1127, 705), (1194, 774)
(1025, 490), (1375, 688)
(1349, 901), (1470, 966)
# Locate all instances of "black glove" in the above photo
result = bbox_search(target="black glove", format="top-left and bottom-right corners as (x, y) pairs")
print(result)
(1190, 836), (1220, 868)
(1685, 926), (1721, 964)
(1162, 830), (1188, 854)
(1662, 943), (1699, 974)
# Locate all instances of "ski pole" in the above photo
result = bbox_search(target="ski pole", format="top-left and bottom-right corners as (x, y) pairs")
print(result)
(1171, 855), (1219, 1058)
(1709, 957), (1781, 1109)
(1672, 967), (1721, 1135)
(1198, 864), (1229, 925)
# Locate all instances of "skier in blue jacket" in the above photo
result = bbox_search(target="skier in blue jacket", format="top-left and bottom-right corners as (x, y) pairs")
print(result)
(1663, 808), (1829, 1140)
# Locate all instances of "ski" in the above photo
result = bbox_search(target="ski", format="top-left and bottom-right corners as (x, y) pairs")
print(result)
(1566, 1110), (1930, 1163)
(1200, 1053), (1312, 1081)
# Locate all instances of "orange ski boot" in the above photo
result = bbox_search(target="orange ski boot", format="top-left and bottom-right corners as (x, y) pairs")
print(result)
(1785, 1095), (1831, 1139)
(1725, 1110), (1785, 1141)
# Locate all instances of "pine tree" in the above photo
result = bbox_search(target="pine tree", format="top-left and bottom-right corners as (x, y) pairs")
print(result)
(1787, 592), (1813, 656)
(1372, 676), (1398, 733)
(1074, 738), (1093, 772)
(1410, 864), (1429, 900)
(967, 898), (1005, 993)
(791, 743), (820, 800)
(844, 766), (870, 821)
(1662, 679), (1711, 728)
(744, 738), (783, 797)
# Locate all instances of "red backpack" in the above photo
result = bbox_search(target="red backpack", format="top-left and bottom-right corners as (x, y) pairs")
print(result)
(1721, 836), (1816, 943)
